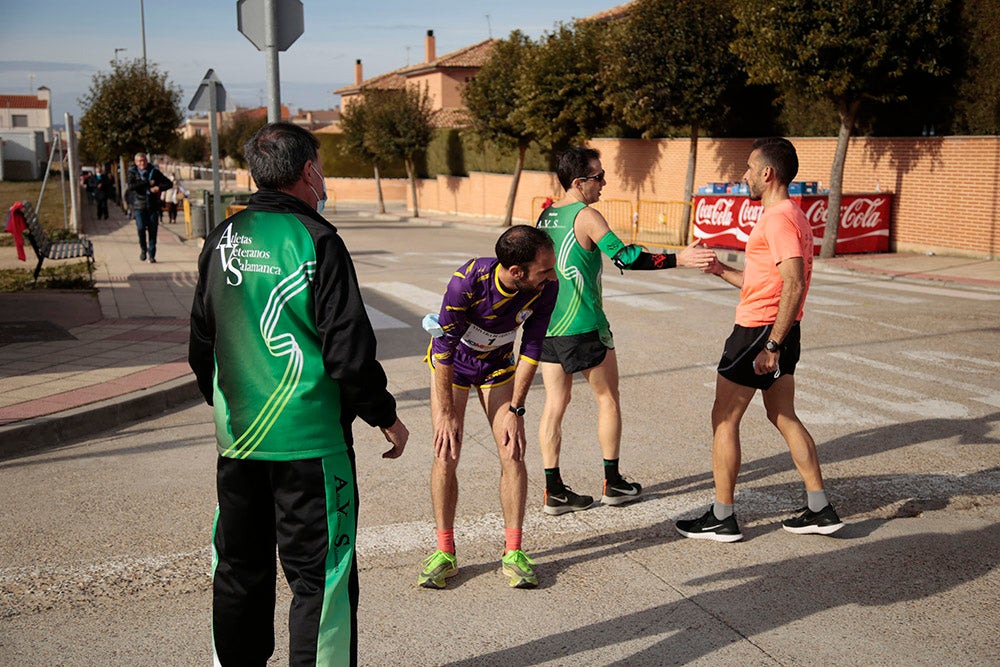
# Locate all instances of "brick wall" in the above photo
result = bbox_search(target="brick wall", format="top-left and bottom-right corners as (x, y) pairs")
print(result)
(260, 135), (1000, 257)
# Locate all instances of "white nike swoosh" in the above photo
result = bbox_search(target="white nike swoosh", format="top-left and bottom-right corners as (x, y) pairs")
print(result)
(610, 487), (638, 496)
(549, 495), (568, 503)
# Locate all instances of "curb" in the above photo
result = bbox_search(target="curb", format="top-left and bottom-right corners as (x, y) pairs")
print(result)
(0, 376), (203, 460)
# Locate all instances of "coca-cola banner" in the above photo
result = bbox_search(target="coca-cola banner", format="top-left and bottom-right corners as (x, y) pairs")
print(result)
(692, 194), (891, 254)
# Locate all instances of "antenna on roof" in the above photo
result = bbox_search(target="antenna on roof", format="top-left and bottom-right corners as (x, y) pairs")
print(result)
(485, 14), (492, 39)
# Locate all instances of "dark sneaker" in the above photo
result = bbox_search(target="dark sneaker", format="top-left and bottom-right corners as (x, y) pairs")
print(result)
(781, 505), (845, 535)
(543, 486), (594, 515)
(601, 477), (642, 506)
(675, 508), (743, 542)
(149, 257), (157, 263)
(139, 250), (147, 261)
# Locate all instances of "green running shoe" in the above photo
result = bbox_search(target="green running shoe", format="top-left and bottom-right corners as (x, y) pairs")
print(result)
(501, 549), (538, 589)
(418, 549), (458, 589)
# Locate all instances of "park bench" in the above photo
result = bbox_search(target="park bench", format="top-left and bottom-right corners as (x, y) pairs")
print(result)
(19, 201), (95, 283)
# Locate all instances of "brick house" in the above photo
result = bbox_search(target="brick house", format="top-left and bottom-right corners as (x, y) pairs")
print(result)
(334, 30), (497, 129)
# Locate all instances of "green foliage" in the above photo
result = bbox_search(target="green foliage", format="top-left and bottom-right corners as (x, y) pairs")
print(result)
(604, 0), (741, 138)
(463, 31), (537, 153)
(170, 134), (210, 164)
(731, 0), (953, 112)
(953, 0), (1000, 134)
(219, 110), (267, 166)
(78, 59), (183, 164)
(513, 22), (610, 154)
(318, 134), (406, 178)
(364, 88), (435, 167)
(0, 262), (95, 292)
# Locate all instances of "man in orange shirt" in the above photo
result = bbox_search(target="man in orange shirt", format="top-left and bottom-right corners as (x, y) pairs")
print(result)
(676, 137), (844, 542)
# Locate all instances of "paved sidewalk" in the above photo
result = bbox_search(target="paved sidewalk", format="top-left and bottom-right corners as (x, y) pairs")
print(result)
(1, 195), (998, 456)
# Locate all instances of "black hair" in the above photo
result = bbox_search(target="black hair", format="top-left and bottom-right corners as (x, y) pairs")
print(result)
(556, 146), (601, 190)
(495, 225), (554, 270)
(244, 122), (320, 189)
(751, 137), (799, 185)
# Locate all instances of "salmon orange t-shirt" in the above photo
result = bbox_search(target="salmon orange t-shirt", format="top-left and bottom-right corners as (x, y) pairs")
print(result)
(734, 198), (814, 327)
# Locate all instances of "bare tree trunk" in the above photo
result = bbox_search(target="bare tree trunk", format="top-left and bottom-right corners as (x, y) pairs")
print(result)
(820, 99), (861, 259)
(504, 144), (527, 227)
(406, 158), (419, 218)
(373, 163), (385, 214)
(683, 123), (699, 244)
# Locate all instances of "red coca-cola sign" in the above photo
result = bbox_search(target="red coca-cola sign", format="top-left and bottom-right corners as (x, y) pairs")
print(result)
(692, 194), (891, 254)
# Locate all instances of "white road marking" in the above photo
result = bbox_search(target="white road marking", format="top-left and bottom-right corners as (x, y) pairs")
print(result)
(829, 351), (1000, 408)
(810, 283), (924, 304)
(811, 309), (921, 334)
(801, 362), (969, 419)
(366, 282), (444, 313)
(365, 305), (410, 331)
(602, 287), (681, 311)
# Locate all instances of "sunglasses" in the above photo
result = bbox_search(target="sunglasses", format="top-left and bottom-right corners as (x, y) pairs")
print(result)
(578, 170), (605, 183)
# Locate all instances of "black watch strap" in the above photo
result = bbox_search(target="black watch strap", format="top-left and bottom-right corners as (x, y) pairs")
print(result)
(509, 405), (526, 417)
(765, 339), (781, 353)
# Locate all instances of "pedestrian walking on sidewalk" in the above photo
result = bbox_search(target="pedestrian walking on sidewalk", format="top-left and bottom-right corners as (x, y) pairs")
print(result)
(92, 167), (114, 220)
(126, 152), (171, 262)
(675, 137), (844, 543)
(189, 121), (409, 666)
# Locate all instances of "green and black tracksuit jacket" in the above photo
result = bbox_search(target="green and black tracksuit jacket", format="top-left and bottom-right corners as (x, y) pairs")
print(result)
(189, 189), (396, 666)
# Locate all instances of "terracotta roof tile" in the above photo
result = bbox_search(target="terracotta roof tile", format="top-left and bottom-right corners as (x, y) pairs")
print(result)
(0, 95), (48, 109)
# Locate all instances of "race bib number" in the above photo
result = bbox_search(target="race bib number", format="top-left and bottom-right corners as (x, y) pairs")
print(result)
(460, 323), (517, 352)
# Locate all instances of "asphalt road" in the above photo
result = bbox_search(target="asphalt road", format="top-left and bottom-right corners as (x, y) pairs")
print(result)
(2, 216), (998, 665)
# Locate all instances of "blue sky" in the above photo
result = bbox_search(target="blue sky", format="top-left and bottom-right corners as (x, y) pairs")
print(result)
(1, 0), (619, 124)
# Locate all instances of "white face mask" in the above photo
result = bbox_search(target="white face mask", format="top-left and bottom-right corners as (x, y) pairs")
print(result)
(309, 164), (328, 213)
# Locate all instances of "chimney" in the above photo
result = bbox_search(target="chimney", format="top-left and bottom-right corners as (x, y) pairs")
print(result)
(425, 30), (435, 63)
(354, 59), (363, 86)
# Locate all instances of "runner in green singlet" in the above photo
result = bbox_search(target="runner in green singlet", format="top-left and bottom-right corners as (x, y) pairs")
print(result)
(536, 146), (714, 515)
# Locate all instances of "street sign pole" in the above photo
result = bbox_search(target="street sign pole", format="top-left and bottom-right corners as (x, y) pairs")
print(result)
(265, 0), (281, 123)
(208, 82), (222, 227)
(237, 0), (303, 123)
(188, 69), (228, 231)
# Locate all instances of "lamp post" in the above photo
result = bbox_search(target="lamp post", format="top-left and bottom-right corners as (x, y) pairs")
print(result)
(114, 47), (127, 64)
(139, 0), (147, 68)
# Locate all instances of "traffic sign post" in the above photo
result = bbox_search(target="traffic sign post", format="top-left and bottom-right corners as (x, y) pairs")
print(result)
(188, 69), (228, 230)
(237, 0), (304, 123)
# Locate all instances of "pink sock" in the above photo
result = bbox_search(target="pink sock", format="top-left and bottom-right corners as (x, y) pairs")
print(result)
(436, 529), (455, 554)
(504, 528), (522, 553)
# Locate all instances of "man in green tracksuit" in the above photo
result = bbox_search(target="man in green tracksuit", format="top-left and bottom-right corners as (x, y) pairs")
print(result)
(536, 146), (714, 515)
(189, 122), (409, 667)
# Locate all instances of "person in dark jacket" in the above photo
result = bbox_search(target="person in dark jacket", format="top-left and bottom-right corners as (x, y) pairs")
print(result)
(189, 122), (409, 667)
(126, 153), (171, 262)
(92, 167), (114, 220)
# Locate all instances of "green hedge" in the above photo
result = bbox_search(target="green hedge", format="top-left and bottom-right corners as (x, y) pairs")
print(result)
(320, 129), (556, 179)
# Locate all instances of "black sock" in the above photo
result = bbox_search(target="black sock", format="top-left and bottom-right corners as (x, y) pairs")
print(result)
(544, 468), (563, 493)
(604, 458), (621, 483)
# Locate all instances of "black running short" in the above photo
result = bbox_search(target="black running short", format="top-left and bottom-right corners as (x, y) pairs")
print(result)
(717, 322), (801, 390)
(540, 328), (613, 374)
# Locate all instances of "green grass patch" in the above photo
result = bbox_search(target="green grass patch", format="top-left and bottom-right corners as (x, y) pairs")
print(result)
(0, 261), (96, 292)
(0, 175), (77, 247)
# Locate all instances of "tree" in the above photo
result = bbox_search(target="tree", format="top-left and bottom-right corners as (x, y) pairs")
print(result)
(171, 134), (209, 164)
(953, 0), (1000, 134)
(463, 31), (536, 226)
(732, 0), (953, 257)
(78, 58), (183, 165)
(219, 109), (267, 167)
(604, 0), (742, 235)
(364, 87), (434, 218)
(513, 22), (609, 155)
(339, 97), (387, 214)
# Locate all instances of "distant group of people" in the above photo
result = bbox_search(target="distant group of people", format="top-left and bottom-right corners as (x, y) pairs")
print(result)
(188, 122), (843, 666)
(82, 154), (190, 263)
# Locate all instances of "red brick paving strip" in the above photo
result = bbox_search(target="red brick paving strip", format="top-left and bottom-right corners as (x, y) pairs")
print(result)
(0, 359), (192, 425)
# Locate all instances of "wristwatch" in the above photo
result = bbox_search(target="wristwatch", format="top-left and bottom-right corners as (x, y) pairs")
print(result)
(765, 339), (781, 353)
(509, 405), (526, 417)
